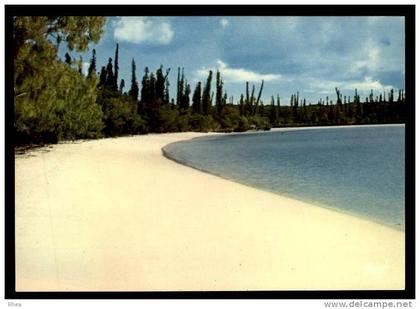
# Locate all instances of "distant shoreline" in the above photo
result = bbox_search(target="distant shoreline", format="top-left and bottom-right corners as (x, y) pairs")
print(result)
(271, 122), (404, 132)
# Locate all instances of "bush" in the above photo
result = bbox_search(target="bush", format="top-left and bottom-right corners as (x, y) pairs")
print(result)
(248, 115), (271, 130)
(15, 62), (104, 144)
(234, 116), (250, 132)
(189, 114), (218, 132)
(98, 92), (145, 136)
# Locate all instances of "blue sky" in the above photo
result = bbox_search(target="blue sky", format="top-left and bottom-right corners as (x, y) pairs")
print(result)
(65, 16), (405, 105)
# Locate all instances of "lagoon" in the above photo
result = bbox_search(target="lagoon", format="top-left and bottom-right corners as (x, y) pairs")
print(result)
(163, 125), (405, 230)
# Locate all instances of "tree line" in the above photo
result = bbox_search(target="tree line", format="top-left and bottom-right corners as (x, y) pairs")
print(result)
(263, 87), (406, 127)
(13, 16), (406, 146)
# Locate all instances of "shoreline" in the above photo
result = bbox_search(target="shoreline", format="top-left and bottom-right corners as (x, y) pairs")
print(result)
(162, 124), (405, 232)
(270, 122), (404, 132)
(162, 143), (404, 232)
(14, 123), (404, 154)
(239, 123), (405, 136)
(15, 132), (405, 291)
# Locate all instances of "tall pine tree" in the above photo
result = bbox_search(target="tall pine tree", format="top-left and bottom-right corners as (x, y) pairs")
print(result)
(113, 43), (119, 91)
(180, 83), (191, 110)
(128, 58), (139, 102)
(192, 82), (202, 114)
(119, 79), (125, 94)
(88, 48), (96, 77)
(202, 70), (213, 115)
(99, 66), (107, 86)
(105, 57), (114, 89)
(215, 70), (223, 116)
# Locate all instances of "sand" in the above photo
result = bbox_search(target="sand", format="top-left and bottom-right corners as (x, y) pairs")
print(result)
(15, 132), (405, 291)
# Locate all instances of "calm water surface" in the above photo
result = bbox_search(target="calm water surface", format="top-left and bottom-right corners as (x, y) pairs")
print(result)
(163, 125), (405, 230)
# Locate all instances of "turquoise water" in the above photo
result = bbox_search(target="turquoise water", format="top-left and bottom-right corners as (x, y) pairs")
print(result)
(163, 125), (405, 230)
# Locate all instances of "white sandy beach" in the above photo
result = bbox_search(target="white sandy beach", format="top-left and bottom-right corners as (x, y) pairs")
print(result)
(15, 132), (405, 291)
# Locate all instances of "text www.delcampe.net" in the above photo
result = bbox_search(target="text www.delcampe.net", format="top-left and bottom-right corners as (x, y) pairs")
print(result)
(323, 300), (414, 308)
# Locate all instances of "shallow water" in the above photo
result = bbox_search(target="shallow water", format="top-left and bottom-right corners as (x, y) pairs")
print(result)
(163, 125), (405, 230)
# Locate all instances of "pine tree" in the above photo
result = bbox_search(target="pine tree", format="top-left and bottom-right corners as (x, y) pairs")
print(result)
(155, 65), (170, 103)
(119, 79), (125, 94)
(99, 66), (107, 86)
(176, 67), (182, 106)
(222, 91), (227, 113)
(269, 95), (276, 124)
(138, 67), (150, 116)
(141, 67), (150, 104)
(128, 58), (139, 102)
(246, 81), (250, 116)
(254, 80), (264, 115)
(354, 88), (360, 104)
(369, 89), (374, 103)
(239, 94), (244, 116)
(164, 78), (170, 104)
(113, 43), (119, 91)
(215, 70), (223, 115)
(202, 70), (213, 115)
(389, 89), (394, 102)
(88, 48), (96, 77)
(335, 87), (342, 105)
(192, 81), (202, 114)
(105, 57), (114, 88)
(149, 72), (156, 104)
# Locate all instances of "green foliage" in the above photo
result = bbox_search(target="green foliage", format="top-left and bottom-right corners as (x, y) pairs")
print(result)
(202, 70), (213, 115)
(216, 105), (241, 132)
(14, 16), (106, 145)
(128, 58), (139, 102)
(88, 49), (97, 77)
(99, 91), (144, 136)
(105, 57), (114, 89)
(215, 70), (224, 116)
(14, 16), (105, 86)
(99, 66), (107, 86)
(15, 61), (103, 144)
(156, 65), (170, 103)
(235, 116), (250, 132)
(113, 44), (119, 91)
(189, 114), (217, 132)
(14, 17), (406, 145)
(248, 115), (271, 130)
(192, 82), (202, 114)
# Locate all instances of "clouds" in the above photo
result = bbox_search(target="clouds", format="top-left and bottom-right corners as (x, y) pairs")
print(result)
(86, 16), (405, 104)
(344, 77), (393, 92)
(219, 18), (229, 28)
(220, 17), (404, 80)
(297, 76), (393, 95)
(82, 62), (90, 76)
(196, 59), (281, 83)
(113, 17), (174, 45)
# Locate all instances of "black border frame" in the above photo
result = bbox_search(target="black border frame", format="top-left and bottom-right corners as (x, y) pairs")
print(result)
(5, 5), (415, 299)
